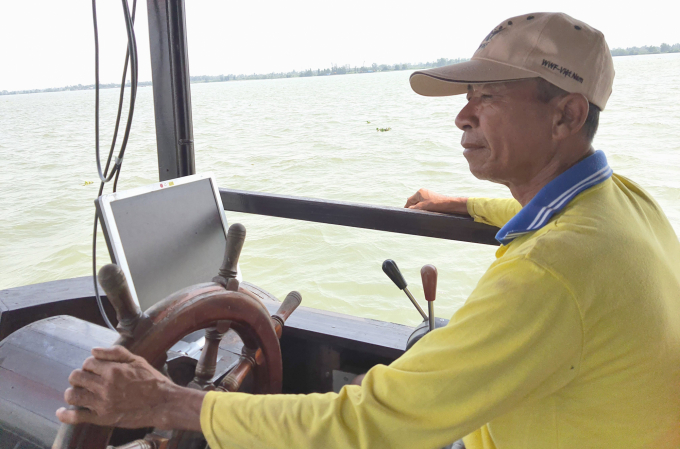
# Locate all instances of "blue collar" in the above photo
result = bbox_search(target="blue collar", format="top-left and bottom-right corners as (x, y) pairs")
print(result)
(496, 150), (612, 245)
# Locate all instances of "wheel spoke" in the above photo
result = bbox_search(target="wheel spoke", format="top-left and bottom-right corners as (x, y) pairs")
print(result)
(190, 321), (230, 389)
(218, 291), (302, 392)
(218, 352), (256, 392)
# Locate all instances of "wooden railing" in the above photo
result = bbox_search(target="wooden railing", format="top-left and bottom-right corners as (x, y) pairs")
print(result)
(219, 188), (500, 246)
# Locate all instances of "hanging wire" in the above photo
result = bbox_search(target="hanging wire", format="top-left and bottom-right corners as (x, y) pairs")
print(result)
(91, 0), (139, 331)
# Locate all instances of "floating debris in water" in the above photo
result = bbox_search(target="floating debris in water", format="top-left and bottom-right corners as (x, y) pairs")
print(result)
(366, 121), (371, 124)
(83, 181), (93, 186)
(376, 127), (391, 132)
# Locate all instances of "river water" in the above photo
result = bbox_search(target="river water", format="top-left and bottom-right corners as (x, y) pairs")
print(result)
(1, 53), (679, 326)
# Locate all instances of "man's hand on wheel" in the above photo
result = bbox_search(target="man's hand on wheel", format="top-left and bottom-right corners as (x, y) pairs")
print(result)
(404, 189), (469, 215)
(56, 345), (205, 431)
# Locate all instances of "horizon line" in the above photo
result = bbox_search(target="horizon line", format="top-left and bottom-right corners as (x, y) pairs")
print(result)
(3, 43), (679, 96)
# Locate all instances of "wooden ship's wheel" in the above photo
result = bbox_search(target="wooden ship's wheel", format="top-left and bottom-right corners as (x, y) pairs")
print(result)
(52, 223), (302, 449)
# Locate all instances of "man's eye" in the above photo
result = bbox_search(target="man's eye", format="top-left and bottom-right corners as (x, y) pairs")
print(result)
(481, 94), (493, 99)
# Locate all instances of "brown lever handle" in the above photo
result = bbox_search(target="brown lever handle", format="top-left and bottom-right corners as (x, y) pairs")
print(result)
(97, 264), (142, 331)
(420, 265), (437, 303)
(420, 264), (437, 332)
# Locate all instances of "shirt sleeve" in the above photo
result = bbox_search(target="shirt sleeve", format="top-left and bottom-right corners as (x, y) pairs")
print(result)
(467, 198), (522, 228)
(200, 257), (583, 449)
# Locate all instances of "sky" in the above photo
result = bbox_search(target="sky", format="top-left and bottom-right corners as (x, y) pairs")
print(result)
(1, 0), (679, 92)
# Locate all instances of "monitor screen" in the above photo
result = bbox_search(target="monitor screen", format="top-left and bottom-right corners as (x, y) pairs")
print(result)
(101, 176), (228, 311)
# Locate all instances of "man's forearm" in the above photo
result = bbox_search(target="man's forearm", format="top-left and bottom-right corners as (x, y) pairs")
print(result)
(404, 189), (470, 215)
(432, 196), (469, 215)
(152, 384), (206, 431)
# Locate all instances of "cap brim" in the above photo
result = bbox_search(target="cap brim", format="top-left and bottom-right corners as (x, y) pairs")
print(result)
(410, 58), (539, 97)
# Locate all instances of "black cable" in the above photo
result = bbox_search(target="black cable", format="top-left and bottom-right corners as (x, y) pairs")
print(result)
(92, 215), (114, 330)
(118, 0), (139, 159)
(91, 0), (138, 331)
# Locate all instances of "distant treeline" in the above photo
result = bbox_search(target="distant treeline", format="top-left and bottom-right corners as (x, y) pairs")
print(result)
(0, 58), (465, 96)
(611, 43), (680, 56)
(0, 81), (153, 96)
(190, 58), (466, 83)
(3, 45), (679, 96)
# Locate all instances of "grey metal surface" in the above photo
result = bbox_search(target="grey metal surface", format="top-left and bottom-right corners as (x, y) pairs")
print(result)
(104, 177), (227, 311)
(146, 0), (195, 181)
(0, 316), (118, 448)
(0, 315), (243, 448)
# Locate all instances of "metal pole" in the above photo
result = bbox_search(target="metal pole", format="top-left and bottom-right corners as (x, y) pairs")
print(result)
(146, 0), (195, 181)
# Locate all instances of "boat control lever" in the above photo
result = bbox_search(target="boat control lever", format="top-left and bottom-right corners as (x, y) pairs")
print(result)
(382, 259), (428, 321)
(420, 264), (437, 332)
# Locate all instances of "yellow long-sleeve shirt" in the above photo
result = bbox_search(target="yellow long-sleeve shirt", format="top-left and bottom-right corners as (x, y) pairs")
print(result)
(201, 168), (680, 448)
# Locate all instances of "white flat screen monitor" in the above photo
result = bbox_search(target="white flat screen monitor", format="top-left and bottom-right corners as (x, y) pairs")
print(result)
(96, 173), (234, 312)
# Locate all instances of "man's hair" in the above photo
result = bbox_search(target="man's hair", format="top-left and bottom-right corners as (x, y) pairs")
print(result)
(535, 78), (600, 142)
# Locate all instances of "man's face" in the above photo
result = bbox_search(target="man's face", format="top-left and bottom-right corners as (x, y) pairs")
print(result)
(455, 79), (557, 187)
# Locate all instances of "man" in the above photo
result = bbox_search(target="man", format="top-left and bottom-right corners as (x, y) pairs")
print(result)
(58, 12), (680, 448)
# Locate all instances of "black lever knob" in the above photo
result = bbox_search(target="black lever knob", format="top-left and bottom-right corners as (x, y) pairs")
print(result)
(382, 259), (408, 290)
(383, 259), (427, 321)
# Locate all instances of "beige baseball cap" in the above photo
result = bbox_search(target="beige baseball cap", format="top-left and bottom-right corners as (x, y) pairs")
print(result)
(409, 12), (615, 110)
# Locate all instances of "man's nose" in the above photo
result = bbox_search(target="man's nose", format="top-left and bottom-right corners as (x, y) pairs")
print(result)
(455, 101), (479, 131)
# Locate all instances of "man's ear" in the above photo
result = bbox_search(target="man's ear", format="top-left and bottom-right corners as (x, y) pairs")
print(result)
(552, 93), (589, 141)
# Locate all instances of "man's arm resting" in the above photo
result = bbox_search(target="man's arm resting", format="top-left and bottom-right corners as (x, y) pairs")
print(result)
(404, 188), (522, 228)
(404, 188), (469, 215)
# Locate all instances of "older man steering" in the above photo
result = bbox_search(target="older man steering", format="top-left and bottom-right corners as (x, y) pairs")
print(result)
(58, 12), (680, 449)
